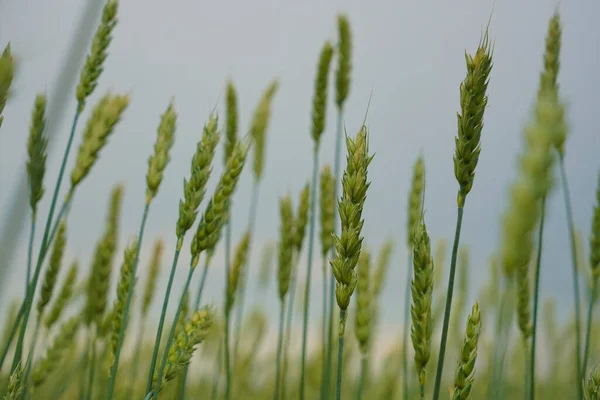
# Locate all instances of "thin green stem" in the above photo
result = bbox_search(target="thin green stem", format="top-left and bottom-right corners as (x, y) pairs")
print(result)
(582, 282), (598, 379)
(86, 333), (97, 400)
(281, 254), (300, 400)
(145, 247), (182, 393)
(26, 217), (36, 290)
(432, 205), (465, 400)
(233, 183), (260, 366)
(356, 356), (367, 400)
(319, 257), (328, 400)
(529, 198), (546, 400)
(325, 110), (344, 400)
(0, 300), (24, 372)
(299, 147), (319, 400)
(558, 157), (583, 400)
(155, 268), (195, 400)
(402, 252), (412, 400)
(273, 301), (286, 400)
(105, 202), (151, 400)
(335, 309), (347, 400)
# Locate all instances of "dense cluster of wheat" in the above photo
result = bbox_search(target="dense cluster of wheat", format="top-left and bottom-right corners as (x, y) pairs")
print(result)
(0, 1), (598, 400)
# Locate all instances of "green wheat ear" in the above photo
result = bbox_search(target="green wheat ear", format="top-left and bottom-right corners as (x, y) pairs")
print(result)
(411, 214), (434, 395)
(277, 195), (295, 300)
(311, 41), (334, 144)
(453, 29), (493, 207)
(585, 363), (600, 400)
(335, 14), (352, 109)
(250, 80), (279, 181)
(452, 302), (481, 400)
(225, 80), (238, 164)
(0, 43), (15, 129)
(355, 248), (372, 355)
(76, 0), (119, 112)
(146, 101), (177, 203)
(26, 93), (48, 215)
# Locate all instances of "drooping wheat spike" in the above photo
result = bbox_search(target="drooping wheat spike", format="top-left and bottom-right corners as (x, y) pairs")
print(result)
(226, 232), (250, 313)
(108, 239), (137, 370)
(146, 102), (177, 203)
(372, 240), (393, 299)
(585, 363), (600, 400)
(311, 41), (334, 145)
(26, 94), (48, 215)
(142, 239), (163, 317)
(0, 43), (14, 129)
(191, 139), (250, 266)
(85, 184), (124, 326)
(31, 317), (80, 388)
(583, 173), (600, 377)
(250, 80), (279, 181)
(294, 183), (311, 252)
(408, 156), (425, 245)
(44, 261), (78, 329)
(225, 80), (238, 164)
(176, 114), (220, 244)
(37, 222), (67, 317)
(453, 30), (493, 206)
(411, 215), (434, 399)
(277, 196), (295, 301)
(331, 125), (372, 400)
(69, 94), (129, 193)
(76, 0), (119, 112)
(153, 309), (213, 392)
(452, 302), (481, 400)
(355, 248), (372, 355)
(320, 165), (335, 256)
(335, 15), (352, 110)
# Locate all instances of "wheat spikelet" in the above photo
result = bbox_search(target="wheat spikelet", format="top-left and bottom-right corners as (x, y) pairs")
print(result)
(408, 156), (425, 246)
(176, 114), (220, 242)
(452, 302), (481, 400)
(26, 94), (48, 214)
(225, 80), (238, 164)
(453, 30), (493, 206)
(335, 15), (352, 109)
(76, 0), (119, 111)
(44, 261), (78, 329)
(311, 41), (334, 144)
(250, 81), (278, 181)
(226, 232), (251, 312)
(38, 222), (67, 317)
(277, 196), (295, 300)
(355, 248), (372, 355)
(319, 165), (335, 256)
(146, 102), (177, 202)
(0, 43), (14, 128)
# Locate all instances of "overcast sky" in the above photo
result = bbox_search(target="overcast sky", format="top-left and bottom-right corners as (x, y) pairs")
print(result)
(0, 0), (599, 351)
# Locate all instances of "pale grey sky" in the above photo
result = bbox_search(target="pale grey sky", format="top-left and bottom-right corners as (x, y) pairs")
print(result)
(0, 0), (599, 346)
